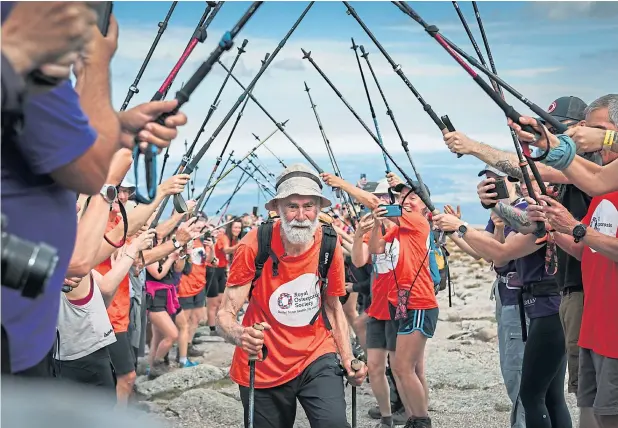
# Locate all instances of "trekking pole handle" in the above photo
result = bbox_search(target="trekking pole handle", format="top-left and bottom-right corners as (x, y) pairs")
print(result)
(248, 323), (265, 362)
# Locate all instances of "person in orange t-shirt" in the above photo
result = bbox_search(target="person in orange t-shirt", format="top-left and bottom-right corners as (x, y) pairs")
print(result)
(322, 171), (438, 428)
(177, 238), (211, 356)
(205, 218), (242, 335)
(216, 164), (367, 428)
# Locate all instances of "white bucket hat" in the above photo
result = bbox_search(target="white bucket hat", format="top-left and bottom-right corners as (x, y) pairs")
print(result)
(265, 163), (332, 212)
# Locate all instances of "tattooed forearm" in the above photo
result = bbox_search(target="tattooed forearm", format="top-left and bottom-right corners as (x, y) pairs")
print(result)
(495, 160), (525, 181)
(215, 285), (249, 347)
(492, 202), (536, 234)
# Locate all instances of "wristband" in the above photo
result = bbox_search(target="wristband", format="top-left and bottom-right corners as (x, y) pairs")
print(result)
(604, 130), (616, 151)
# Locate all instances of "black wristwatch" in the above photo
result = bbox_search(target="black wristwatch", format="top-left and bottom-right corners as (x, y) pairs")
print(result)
(572, 224), (587, 243)
(171, 234), (182, 249)
(457, 222), (469, 239)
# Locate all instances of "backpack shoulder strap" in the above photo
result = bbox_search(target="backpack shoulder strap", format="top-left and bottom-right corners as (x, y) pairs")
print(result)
(249, 220), (278, 300)
(317, 223), (338, 281)
(310, 224), (339, 331)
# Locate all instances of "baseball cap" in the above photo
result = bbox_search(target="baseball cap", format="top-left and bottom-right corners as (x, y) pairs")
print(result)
(478, 164), (507, 178)
(265, 164), (331, 211)
(538, 96), (587, 124)
(362, 181), (379, 193)
(393, 181), (431, 197)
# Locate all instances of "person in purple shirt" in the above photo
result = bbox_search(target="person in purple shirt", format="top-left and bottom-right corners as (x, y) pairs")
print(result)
(1, 2), (188, 376)
(435, 176), (571, 428)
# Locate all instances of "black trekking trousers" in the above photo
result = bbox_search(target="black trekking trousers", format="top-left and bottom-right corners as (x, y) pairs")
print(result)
(519, 313), (572, 428)
(239, 353), (350, 428)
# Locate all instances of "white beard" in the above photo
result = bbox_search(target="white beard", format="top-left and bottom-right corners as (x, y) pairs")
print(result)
(279, 211), (319, 245)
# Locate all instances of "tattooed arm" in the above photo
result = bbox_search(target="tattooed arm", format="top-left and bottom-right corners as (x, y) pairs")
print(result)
(467, 141), (569, 184)
(491, 202), (537, 235)
(216, 283), (251, 346)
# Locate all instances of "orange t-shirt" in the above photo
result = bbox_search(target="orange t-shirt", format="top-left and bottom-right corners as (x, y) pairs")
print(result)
(227, 221), (346, 388)
(95, 216), (131, 333)
(178, 239), (207, 298)
(214, 234), (230, 268)
(363, 225), (398, 321)
(383, 210), (437, 311)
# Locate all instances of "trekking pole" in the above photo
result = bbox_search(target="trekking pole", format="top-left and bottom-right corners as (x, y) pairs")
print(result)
(169, 2), (314, 214)
(132, 1), (222, 203)
(303, 81), (359, 226)
(194, 51), (271, 217)
(338, 359), (363, 428)
(246, 156), (276, 188)
(219, 62), (325, 174)
(163, 37), (248, 188)
(358, 44), (432, 212)
(200, 151), (234, 212)
(342, 2), (460, 157)
(248, 323), (264, 428)
(135, 1), (262, 206)
(196, 124), (288, 213)
(213, 170), (252, 217)
(301, 48), (439, 216)
(120, 1), (178, 112)
(393, 1), (563, 164)
(350, 37), (390, 174)
(230, 159), (276, 197)
(248, 152), (276, 182)
(253, 133), (287, 169)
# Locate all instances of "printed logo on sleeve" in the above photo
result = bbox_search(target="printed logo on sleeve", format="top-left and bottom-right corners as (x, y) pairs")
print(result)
(191, 247), (205, 265)
(589, 200), (618, 254)
(269, 273), (321, 327)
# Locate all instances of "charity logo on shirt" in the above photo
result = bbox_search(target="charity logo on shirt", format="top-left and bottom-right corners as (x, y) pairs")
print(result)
(190, 247), (205, 265)
(269, 273), (321, 327)
(373, 238), (400, 274)
(588, 199), (618, 254)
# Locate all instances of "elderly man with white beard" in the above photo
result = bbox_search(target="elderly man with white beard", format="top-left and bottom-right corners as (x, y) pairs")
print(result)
(216, 164), (367, 428)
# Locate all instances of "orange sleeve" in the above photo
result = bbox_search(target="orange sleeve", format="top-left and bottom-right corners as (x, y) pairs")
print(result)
(383, 226), (398, 243)
(226, 230), (258, 287)
(326, 241), (346, 297)
(399, 210), (428, 234)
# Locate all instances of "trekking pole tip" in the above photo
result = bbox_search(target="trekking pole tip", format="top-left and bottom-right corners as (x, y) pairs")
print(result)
(301, 48), (311, 59)
(281, 119), (290, 126)
(359, 45), (368, 57)
(304, 81), (309, 91)
(350, 37), (358, 50)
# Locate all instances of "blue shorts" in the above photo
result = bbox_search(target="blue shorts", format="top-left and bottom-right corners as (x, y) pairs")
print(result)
(389, 306), (439, 338)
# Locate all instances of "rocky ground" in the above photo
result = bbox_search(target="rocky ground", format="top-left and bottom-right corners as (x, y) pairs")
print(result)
(133, 244), (579, 427)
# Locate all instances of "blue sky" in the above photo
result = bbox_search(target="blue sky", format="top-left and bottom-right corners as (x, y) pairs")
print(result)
(111, 1), (618, 224)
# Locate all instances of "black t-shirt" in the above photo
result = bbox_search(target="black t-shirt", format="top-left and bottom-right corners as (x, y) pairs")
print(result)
(554, 183), (592, 290)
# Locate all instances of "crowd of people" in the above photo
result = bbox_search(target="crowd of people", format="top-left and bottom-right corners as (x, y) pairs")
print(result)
(2, 3), (618, 428)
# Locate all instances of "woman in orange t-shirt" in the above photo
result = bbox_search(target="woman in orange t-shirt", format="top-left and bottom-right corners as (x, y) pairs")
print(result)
(205, 218), (242, 334)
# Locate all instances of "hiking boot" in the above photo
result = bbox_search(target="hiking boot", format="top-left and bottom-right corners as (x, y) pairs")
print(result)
(375, 422), (393, 428)
(148, 361), (169, 380)
(187, 345), (203, 358)
(181, 359), (199, 368)
(209, 328), (219, 337)
(368, 406), (381, 420)
(404, 417), (432, 428)
(392, 408), (408, 426)
(163, 352), (170, 366)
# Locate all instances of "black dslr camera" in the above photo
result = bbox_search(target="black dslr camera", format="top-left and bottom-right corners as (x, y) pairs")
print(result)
(1, 214), (58, 298)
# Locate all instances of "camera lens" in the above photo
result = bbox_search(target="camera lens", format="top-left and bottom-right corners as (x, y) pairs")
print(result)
(1, 232), (58, 299)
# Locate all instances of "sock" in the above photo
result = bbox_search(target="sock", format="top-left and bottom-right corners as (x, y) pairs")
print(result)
(178, 356), (187, 365)
(381, 416), (393, 426)
(209, 326), (216, 332)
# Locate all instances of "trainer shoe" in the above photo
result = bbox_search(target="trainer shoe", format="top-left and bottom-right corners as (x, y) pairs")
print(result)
(182, 359), (199, 368)
(368, 406), (381, 419)
(393, 408), (407, 426)
(148, 361), (170, 380)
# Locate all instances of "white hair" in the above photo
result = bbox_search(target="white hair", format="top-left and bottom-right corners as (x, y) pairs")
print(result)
(585, 94), (618, 126)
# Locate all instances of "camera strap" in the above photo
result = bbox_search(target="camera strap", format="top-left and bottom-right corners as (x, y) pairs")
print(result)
(103, 202), (129, 249)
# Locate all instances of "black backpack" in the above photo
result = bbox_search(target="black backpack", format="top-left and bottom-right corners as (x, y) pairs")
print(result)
(249, 219), (338, 330)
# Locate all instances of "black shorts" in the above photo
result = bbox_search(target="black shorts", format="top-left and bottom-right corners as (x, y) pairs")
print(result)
(238, 353), (349, 428)
(366, 317), (397, 351)
(179, 287), (206, 310)
(107, 331), (135, 376)
(206, 267), (227, 298)
(55, 346), (116, 394)
(147, 289), (168, 313)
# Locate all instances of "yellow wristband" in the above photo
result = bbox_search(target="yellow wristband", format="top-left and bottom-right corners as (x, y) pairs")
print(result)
(604, 130), (615, 150)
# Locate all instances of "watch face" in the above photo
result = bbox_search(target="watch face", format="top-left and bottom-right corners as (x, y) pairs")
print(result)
(103, 185), (117, 202)
(574, 224), (586, 238)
